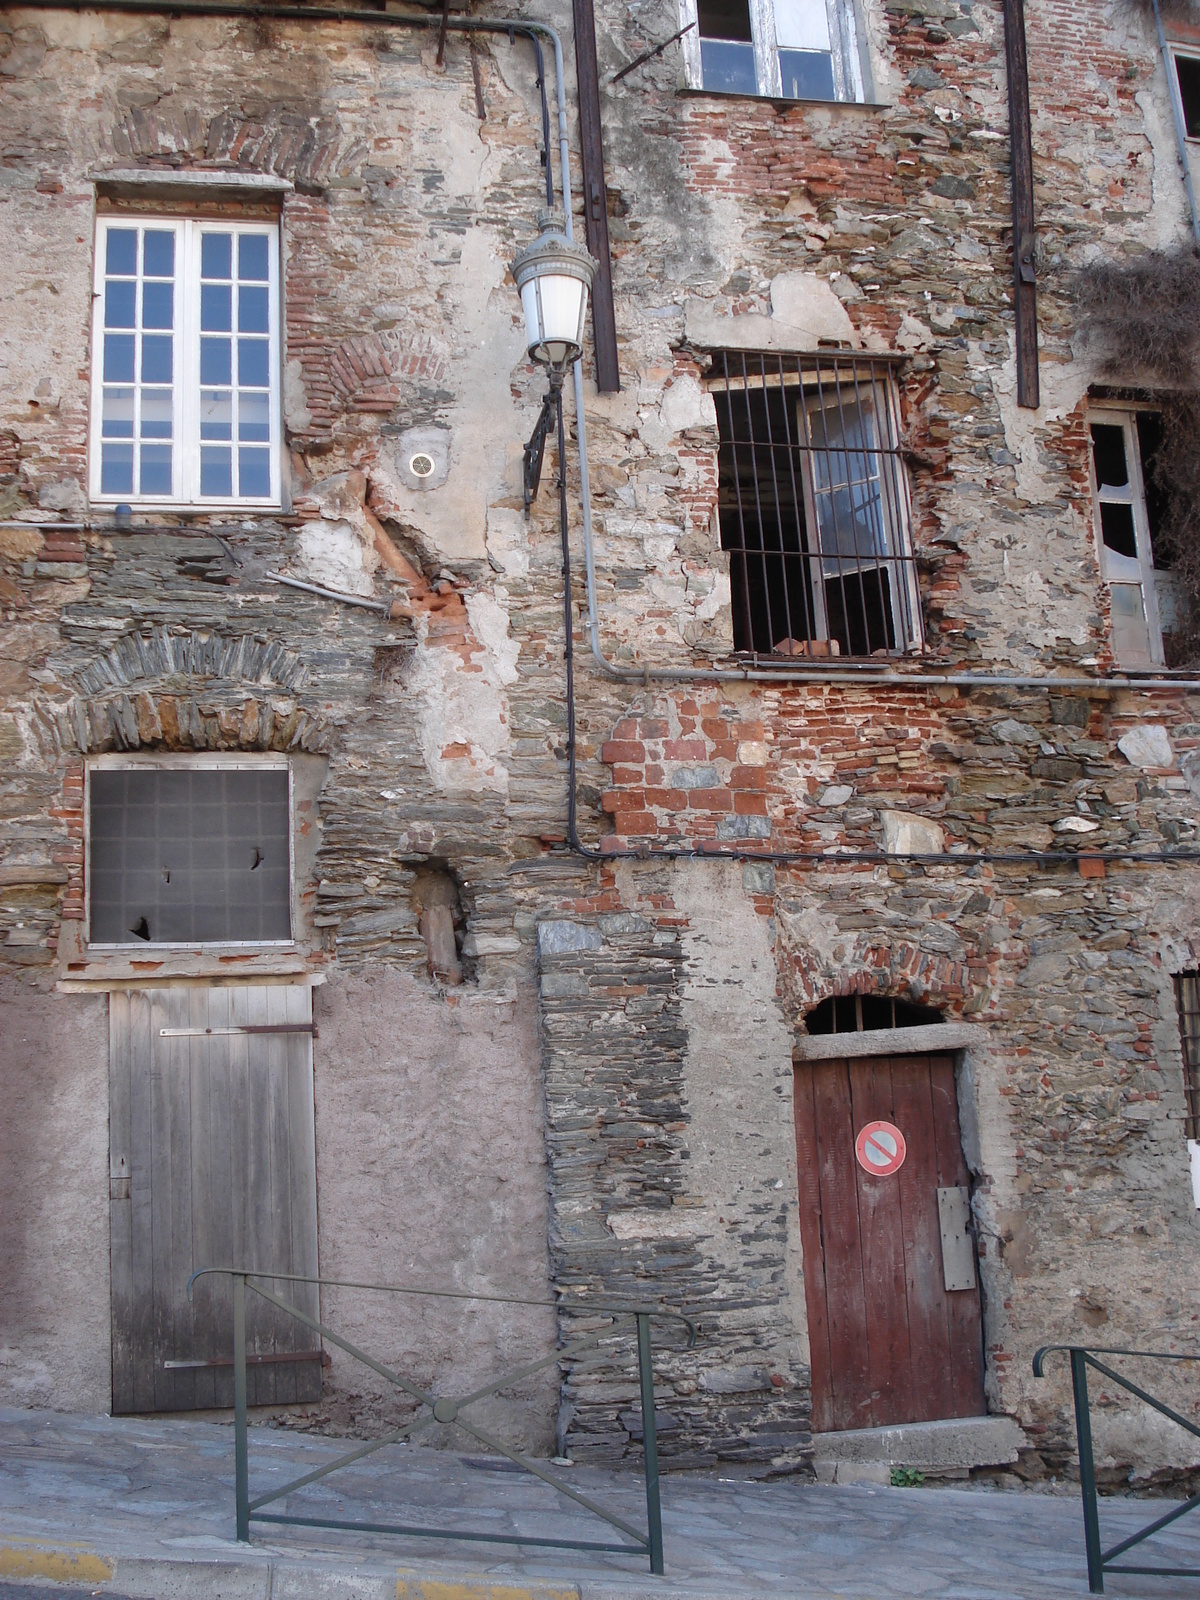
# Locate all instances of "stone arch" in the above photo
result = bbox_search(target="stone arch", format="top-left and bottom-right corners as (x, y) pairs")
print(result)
(65, 627), (334, 754)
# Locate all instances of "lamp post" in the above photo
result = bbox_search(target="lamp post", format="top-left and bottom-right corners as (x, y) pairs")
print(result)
(511, 210), (596, 514)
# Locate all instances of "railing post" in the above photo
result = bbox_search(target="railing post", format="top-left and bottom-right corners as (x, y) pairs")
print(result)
(233, 1272), (250, 1543)
(1071, 1347), (1104, 1593)
(635, 1312), (664, 1576)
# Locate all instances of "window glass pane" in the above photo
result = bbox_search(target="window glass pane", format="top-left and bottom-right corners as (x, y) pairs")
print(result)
(774, 0), (831, 51)
(101, 443), (134, 495)
(200, 389), (233, 441)
(104, 280), (136, 329)
(140, 388), (173, 440)
(88, 767), (291, 945)
(238, 390), (270, 442)
(239, 447), (271, 498)
(141, 335), (172, 384)
(238, 233), (269, 282)
(201, 282), (232, 332)
(238, 338), (270, 389)
(201, 337), (232, 386)
(700, 38), (757, 92)
(106, 228), (137, 277)
(809, 396), (888, 565)
(239, 284), (269, 334)
(1090, 423), (1128, 488)
(779, 48), (835, 100)
(141, 281), (173, 330)
(201, 448), (233, 497)
(139, 444), (172, 496)
(142, 230), (175, 278)
(201, 232), (232, 280)
(102, 387), (134, 438)
(104, 333), (135, 383)
(1110, 582), (1152, 663)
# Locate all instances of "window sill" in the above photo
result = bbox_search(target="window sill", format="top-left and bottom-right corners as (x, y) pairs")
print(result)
(90, 500), (285, 516)
(55, 945), (320, 991)
(793, 1022), (987, 1062)
(676, 85), (889, 110)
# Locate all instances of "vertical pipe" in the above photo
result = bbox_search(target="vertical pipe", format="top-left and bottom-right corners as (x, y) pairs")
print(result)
(1002, 0), (1040, 408)
(234, 1273), (250, 1543)
(636, 1312), (664, 1575)
(571, 0), (620, 390)
(1070, 1349), (1104, 1593)
(1151, 0), (1200, 246)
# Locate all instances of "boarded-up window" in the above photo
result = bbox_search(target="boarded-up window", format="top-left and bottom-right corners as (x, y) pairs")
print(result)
(1177, 972), (1200, 1141)
(89, 765), (291, 945)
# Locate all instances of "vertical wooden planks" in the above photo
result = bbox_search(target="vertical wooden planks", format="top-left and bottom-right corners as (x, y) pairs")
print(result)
(286, 984), (322, 1402)
(891, 1054), (956, 1424)
(187, 985), (219, 1410)
(266, 984), (297, 1405)
(206, 986), (236, 1410)
(792, 1066), (835, 1433)
(928, 1055), (987, 1418)
(128, 991), (156, 1413)
(848, 1058), (913, 1427)
(811, 1061), (871, 1431)
(1002, 0), (1039, 407)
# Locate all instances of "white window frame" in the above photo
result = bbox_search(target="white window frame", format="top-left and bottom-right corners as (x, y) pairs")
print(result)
(84, 752), (296, 951)
(89, 216), (283, 510)
(1169, 47), (1200, 143)
(678, 0), (866, 103)
(1087, 404), (1176, 669)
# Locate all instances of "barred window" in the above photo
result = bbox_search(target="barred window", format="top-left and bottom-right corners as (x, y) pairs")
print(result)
(708, 353), (922, 658)
(1177, 972), (1200, 1142)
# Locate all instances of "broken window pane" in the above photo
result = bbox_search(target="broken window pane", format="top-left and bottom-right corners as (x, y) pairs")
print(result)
(89, 767), (291, 945)
(1090, 423), (1127, 489)
(1176, 54), (1200, 140)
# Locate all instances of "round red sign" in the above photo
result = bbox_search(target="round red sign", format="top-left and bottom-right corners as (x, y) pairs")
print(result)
(855, 1120), (907, 1177)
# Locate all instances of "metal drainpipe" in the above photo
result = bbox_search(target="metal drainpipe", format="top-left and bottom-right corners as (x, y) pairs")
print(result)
(1151, 0), (1200, 248)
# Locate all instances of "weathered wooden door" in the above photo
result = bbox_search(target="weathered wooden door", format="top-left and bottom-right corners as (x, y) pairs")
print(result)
(793, 1053), (986, 1433)
(109, 985), (321, 1414)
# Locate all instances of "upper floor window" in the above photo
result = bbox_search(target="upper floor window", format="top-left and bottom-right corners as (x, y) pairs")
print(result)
(1088, 408), (1179, 668)
(89, 218), (282, 508)
(1172, 49), (1200, 140)
(708, 352), (921, 658)
(680, 0), (867, 103)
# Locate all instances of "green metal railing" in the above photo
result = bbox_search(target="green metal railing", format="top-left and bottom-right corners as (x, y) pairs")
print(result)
(187, 1268), (696, 1575)
(1033, 1344), (1200, 1592)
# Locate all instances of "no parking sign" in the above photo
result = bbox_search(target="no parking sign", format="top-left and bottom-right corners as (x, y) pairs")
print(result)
(855, 1120), (907, 1177)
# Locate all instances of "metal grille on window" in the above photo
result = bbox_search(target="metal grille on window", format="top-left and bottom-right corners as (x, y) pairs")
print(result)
(89, 768), (291, 946)
(1176, 972), (1200, 1141)
(710, 352), (922, 658)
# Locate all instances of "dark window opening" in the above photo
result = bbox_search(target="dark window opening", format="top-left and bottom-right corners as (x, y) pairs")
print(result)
(712, 352), (920, 658)
(805, 993), (944, 1035)
(89, 766), (291, 945)
(1177, 972), (1200, 1141)
(1176, 54), (1200, 140)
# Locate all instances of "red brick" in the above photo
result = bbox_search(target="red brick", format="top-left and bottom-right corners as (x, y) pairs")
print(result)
(600, 740), (645, 765)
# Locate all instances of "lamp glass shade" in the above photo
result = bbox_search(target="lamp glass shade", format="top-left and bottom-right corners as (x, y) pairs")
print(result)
(520, 273), (589, 369)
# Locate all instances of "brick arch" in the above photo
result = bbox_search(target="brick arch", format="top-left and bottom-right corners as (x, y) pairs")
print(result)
(65, 627), (333, 754)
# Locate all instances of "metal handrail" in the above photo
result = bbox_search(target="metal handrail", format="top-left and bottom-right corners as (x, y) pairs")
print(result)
(1034, 1344), (1200, 1592)
(188, 1268), (697, 1575)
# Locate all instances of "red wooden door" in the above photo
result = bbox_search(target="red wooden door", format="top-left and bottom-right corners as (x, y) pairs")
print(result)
(793, 1053), (986, 1433)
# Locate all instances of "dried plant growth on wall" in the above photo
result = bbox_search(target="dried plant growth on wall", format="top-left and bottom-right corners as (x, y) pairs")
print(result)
(1076, 248), (1200, 664)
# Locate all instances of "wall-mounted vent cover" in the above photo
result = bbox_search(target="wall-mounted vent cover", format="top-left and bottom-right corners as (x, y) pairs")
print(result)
(89, 766), (291, 945)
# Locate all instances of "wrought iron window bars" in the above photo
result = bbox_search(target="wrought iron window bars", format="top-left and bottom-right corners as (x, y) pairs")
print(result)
(708, 351), (921, 660)
(188, 1268), (695, 1575)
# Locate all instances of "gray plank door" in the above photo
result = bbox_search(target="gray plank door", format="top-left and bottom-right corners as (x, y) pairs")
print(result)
(109, 985), (321, 1414)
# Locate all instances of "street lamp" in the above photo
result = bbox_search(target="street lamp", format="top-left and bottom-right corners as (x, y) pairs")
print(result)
(511, 211), (596, 513)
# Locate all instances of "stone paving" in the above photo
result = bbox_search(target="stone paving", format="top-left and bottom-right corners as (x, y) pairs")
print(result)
(3, 1407), (1200, 1599)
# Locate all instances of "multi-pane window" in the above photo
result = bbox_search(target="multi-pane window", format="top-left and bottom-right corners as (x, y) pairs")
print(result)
(679, 0), (866, 103)
(1088, 409), (1178, 667)
(1172, 50), (1200, 140)
(88, 760), (292, 946)
(710, 353), (921, 657)
(89, 218), (281, 506)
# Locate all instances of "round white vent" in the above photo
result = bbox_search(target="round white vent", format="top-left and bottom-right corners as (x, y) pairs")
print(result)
(409, 452), (436, 479)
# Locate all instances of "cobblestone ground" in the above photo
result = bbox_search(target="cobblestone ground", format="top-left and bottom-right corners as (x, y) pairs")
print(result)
(3, 1408), (1200, 1599)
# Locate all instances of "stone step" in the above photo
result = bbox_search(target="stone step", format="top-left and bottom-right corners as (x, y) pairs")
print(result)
(812, 1415), (1026, 1483)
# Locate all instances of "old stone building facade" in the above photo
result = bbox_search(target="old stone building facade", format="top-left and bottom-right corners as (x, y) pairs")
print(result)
(2, 0), (1200, 1487)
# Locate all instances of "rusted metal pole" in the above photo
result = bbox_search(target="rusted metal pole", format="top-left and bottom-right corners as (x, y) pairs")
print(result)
(571, 0), (620, 392)
(1003, 0), (1039, 409)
